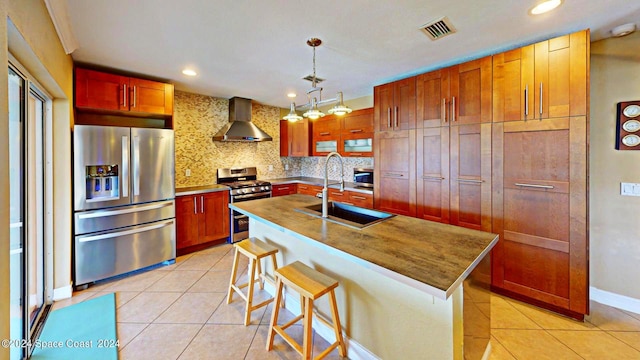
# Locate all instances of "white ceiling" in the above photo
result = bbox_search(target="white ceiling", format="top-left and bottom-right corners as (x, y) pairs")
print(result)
(64, 0), (640, 109)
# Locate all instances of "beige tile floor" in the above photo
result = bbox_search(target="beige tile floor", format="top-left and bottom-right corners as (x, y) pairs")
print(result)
(53, 243), (640, 359)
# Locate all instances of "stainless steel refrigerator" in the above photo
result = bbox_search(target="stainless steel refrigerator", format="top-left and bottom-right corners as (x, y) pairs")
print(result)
(73, 125), (176, 286)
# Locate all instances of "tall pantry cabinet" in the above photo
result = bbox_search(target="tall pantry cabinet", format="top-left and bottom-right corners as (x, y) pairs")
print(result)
(491, 30), (589, 318)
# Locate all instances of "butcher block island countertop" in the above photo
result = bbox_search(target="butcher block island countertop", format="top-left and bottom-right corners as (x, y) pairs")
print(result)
(230, 194), (497, 299)
(230, 194), (498, 360)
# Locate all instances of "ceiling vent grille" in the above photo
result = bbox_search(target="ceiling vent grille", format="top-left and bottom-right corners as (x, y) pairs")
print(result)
(420, 17), (456, 40)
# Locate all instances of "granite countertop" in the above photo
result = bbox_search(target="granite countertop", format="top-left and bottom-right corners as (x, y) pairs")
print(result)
(230, 194), (498, 299)
(175, 184), (229, 197)
(268, 177), (373, 194)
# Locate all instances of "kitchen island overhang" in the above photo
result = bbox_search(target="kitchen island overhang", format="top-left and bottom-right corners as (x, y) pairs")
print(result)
(230, 194), (498, 359)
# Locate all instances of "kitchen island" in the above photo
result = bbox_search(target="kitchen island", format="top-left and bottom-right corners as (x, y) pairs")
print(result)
(231, 194), (498, 359)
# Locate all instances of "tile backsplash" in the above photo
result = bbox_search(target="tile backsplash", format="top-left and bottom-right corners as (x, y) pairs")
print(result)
(174, 90), (373, 187)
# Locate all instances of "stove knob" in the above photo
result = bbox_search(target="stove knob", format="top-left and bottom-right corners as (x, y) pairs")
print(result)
(242, 188), (249, 194)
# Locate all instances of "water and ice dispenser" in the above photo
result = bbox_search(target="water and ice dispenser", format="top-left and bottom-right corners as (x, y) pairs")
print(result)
(85, 165), (119, 201)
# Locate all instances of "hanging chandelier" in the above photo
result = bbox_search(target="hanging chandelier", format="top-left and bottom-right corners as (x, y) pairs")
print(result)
(284, 38), (352, 122)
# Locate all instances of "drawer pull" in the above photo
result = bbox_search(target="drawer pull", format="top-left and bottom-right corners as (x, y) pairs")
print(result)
(349, 153), (363, 156)
(457, 179), (483, 183)
(279, 186), (289, 190)
(385, 173), (404, 178)
(319, 132), (330, 136)
(351, 195), (367, 200)
(515, 183), (554, 189)
(349, 129), (363, 133)
(422, 176), (444, 180)
(330, 192), (344, 196)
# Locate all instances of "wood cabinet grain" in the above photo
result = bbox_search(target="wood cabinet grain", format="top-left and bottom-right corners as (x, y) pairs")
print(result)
(374, 78), (416, 131)
(176, 191), (229, 254)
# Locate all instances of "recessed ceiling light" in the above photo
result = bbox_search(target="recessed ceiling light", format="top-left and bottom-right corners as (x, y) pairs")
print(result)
(182, 68), (197, 76)
(529, 0), (563, 15)
(287, 92), (296, 98)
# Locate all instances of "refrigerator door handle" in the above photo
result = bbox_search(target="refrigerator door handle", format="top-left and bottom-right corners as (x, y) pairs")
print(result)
(77, 201), (173, 219)
(78, 220), (173, 243)
(122, 135), (129, 197)
(132, 136), (140, 196)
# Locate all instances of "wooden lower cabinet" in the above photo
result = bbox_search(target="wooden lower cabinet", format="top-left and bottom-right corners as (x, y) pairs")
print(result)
(449, 123), (492, 231)
(176, 191), (230, 255)
(297, 184), (323, 197)
(491, 117), (588, 318)
(328, 189), (373, 209)
(272, 183), (297, 197)
(416, 126), (450, 223)
(374, 130), (416, 216)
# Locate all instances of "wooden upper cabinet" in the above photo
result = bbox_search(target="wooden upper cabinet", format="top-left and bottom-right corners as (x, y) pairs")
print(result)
(129, 78), (174, 115)
(342, 108), (374, 134)
(75, 68), (129, 111)
(75, 67), (174, 117)
(493, 30), (589, 122)
(312, 115), (340, 156)
(280, 119), (312, 157)
(374, 77), (416, 131)
(417, 56), (492, 128)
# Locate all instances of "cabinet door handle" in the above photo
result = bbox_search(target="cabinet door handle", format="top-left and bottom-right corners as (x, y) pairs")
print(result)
(422, 176), (444, 180)
(394, 106), (399, 128)
(515, 183), (554, 189)
(387, 108), (392, 128)
(201, 195), (204, 213)
(319, 132), (330, 136)
(122, 84), (128, 108)
(457, 179), (484, 183)
(350, 129), (363, 133)
(442, 98), (447, 123)
(524, 84), (529, 118)
(385, 173), (404, 178)
(539, 82), (543, 119)
(132, 86), (137, 108)
(193, 197), (197, 215)
(451, 96), (456, 122)
(351, 195), (367, 200)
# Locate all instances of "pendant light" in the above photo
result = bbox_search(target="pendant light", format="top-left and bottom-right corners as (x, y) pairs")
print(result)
(283, 102), (303, 122)
(287, 38), (351, 120)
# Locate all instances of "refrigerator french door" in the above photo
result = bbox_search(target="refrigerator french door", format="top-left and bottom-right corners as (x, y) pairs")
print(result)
(73, 125), (176, 286)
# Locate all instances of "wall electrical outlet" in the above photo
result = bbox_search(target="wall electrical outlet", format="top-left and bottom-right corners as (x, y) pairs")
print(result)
(268, 165), (273, 171)
(185, 169), (191, 177)
(621, 182), (640, 196)
(285, 164), (289, 171)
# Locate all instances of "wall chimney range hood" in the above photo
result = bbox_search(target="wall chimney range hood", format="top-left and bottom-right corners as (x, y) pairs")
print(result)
(212, 97), (273, 142)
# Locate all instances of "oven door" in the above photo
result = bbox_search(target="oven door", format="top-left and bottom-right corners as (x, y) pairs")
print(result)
(230, 192), (271, 243)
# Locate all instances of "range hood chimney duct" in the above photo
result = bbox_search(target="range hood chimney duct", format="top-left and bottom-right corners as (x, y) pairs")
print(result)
(212, 97), (273, 142)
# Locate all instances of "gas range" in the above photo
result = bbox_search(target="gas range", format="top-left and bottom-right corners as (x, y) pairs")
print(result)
(216, 167), (272, 199)
(216, 167), (271, 243)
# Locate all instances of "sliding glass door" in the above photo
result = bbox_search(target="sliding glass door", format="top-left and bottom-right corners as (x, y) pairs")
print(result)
(9, 63), (52, 359)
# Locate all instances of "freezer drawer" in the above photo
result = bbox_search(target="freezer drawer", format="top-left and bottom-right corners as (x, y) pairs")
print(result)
(74, 219), (176, 285)
(75, 200), (175, 235)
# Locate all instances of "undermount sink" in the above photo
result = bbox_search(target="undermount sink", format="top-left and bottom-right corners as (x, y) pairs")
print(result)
(295, 201), (395, 229)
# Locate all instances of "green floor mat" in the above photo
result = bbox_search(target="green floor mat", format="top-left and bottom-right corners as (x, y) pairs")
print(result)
(31, 293), (118, 360)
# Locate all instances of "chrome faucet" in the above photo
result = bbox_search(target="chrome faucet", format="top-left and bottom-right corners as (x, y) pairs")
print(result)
(321, 152), (345, 218)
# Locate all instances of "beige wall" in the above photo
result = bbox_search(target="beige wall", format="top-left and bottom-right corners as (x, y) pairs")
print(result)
(590, 32), (640, 300)
(1, 1), (74, 356)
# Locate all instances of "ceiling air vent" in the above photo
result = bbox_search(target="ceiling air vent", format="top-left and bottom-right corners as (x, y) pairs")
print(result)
(420, 17), (456, 41)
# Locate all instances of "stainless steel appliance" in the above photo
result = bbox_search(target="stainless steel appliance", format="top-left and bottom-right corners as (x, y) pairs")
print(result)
(73, 125), (176, 286)
(217, 167), (271, 243)
(353, 168), (374, 189)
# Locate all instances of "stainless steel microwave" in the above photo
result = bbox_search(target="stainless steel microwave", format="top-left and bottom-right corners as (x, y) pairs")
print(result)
(353, 168), (373, 188)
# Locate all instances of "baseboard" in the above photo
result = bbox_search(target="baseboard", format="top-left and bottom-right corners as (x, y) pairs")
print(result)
(263, 281), (379, 360)
(52, 283), (73, 301)
(590, 286), (640, 315)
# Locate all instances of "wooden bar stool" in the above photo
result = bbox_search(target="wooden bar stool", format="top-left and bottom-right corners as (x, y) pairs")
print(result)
(266, 261), (346, 360)
(226, 238), (279, 326)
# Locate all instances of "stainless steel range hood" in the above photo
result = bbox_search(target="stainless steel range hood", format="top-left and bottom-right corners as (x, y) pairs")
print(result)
(212, 97), (273, 142)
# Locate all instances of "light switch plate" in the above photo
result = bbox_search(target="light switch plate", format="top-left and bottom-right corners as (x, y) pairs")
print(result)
(621, 182), (640, 196)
